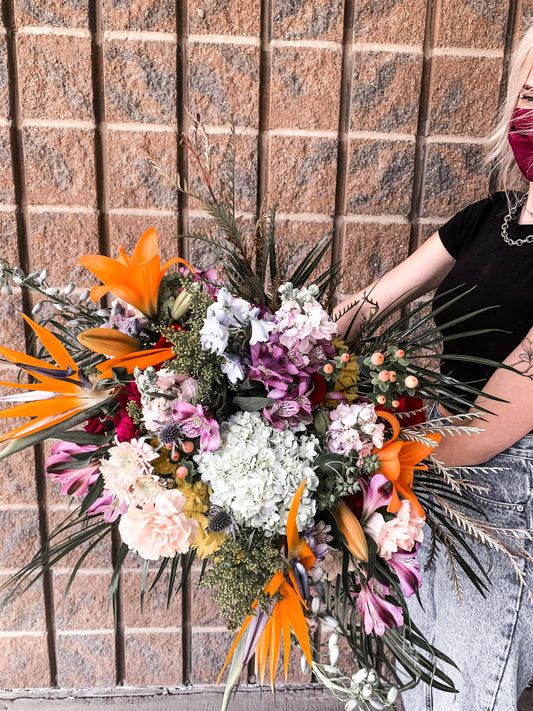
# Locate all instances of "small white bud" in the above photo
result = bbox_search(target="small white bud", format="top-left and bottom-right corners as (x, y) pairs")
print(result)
(39, 269), (48, 281)
(68, 305), (80, 314)
(367, 670), (377, 685)
(328, 633), (339, 650)
(12, 276), (23, 286)
(345, 701), (358, 711)
(14, 267), (25, 279)
(386, 687), (398, 704)
(329, 644), (339, 666)
(2, 284), (12, 296)
(63, 283), (75, 295)
(322, 616), (340, 630)
(79, 289), (90, 302)
(311, 596), (321, 614)
(45, 287), (59, 296)
(53, 303), (64, 311)
(361, 683), (373, 699)
(352, 668), (368, 685)
(28, 272), (39, 279)
(300, 654), (311, 675)
(96, 309), (109, 317)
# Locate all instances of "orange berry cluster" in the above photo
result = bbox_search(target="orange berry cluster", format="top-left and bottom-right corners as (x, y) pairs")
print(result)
(363, 346), (419, 408)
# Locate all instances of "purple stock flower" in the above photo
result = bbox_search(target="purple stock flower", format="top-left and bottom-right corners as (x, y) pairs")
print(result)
(45, 441), (100, 497)
(356, 578), (404, 636)
(387, 546), (422, 597)
(172, 402), (220, 452)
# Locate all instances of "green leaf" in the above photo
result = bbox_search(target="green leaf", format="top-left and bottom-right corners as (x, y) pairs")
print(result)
(220, 626), (248, 711)
(232, 396), (276, 411)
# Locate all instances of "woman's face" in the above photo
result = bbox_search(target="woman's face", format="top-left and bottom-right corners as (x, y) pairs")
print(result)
(517, 67), (533, 108)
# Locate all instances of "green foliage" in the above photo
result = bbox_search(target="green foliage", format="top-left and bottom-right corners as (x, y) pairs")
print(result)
(151, 115), (341, 311)
(200, 530), (285, 631)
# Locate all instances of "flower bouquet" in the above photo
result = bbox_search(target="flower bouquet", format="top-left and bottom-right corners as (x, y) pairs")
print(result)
(0, 119), (530, 710)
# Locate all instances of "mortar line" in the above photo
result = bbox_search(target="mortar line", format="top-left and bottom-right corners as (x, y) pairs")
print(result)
(176, 0), (192, 684)
(89, 0), (126, 687)
(176, 0), (190, 263)
(332, 0), (356, 280)
(489, 0), (522, 193)
(1, 0), (59, 688)
(432, 46), (504, 58)
(407, 0), (442, 254)
(256, 0), (273, 214)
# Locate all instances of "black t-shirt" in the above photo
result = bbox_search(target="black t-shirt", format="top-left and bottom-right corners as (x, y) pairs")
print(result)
(434, 191), (533, 403)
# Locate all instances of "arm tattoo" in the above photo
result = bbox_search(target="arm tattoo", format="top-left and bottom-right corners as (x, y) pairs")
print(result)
(509, 338), (533, 379)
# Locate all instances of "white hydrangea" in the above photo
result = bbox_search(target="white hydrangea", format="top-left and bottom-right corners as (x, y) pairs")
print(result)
(194, 410), (320, 536)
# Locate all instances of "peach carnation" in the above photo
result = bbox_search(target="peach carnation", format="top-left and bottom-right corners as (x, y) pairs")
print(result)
(100, 437), (157, 505)
(118, 489), (199, 560)
(364, 499), (425, 560)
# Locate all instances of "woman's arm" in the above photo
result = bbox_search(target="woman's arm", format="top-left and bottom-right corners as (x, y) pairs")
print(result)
(432, 329), (533, 467)
(334, 232), (456, 339)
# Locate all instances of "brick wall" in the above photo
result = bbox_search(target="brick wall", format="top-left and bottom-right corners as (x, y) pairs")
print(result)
(0, 0), (531, 697)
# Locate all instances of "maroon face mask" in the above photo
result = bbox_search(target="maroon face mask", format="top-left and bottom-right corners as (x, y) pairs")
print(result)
(508, 107), (533, 181)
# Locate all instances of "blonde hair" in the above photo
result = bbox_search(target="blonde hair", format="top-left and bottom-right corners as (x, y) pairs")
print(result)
(486, 23), (533, 194)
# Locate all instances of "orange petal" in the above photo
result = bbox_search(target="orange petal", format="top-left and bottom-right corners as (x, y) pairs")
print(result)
(78, 328), (142, 356)
(281, 583), (312, 666)
(286, 479), (307, 560)
(269, 606), (282, 690)
(376, 409), (401, 441)
(333, 500), (368, 562)
(78, 254), (128, 286)
(216, 614), (252, 685)
(161, 256), (197, 277)
(132, 227), (159, 264)
(96, 347), (174, 377)
(21, 316), (77, 373)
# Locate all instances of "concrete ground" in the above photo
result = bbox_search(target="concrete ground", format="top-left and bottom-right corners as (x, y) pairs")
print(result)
(0, 683), (530, 710)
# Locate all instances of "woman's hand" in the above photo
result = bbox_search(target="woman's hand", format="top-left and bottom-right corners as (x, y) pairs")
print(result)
(333, 231), (456, 340)
(433, 328), (533, 466)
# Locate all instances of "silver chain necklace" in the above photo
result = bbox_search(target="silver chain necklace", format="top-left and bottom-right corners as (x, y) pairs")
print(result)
(501, 194), (533, 246)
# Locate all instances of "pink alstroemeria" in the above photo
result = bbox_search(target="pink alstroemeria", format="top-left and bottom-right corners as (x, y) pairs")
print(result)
(172, 402), (220, 452)
(87, 490), (128, 523)
(360, 473), (393, 522)
(387, 546), (422, 597)
(356, 578), (404, 636)
(45, 441), (100, 497)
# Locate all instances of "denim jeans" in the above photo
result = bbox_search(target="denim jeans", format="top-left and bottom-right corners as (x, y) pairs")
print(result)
(401, 408), (533, 710)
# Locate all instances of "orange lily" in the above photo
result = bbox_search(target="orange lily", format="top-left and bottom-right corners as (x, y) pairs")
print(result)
(333, 500), (369, 562)
(0, 315), (116, 445)
(374, 410), (441, 518)
(219, 480), (315, 691)
(78, 228), (195, 319)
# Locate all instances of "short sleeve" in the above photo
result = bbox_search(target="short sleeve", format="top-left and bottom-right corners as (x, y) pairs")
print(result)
(438, 211), (465, 259)
(438, 195), (497, 260)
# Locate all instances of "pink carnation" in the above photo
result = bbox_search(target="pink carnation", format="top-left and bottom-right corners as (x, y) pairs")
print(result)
(118, 489), (199, 560)
(364, 499), (425, 560)
(100, 437), (158, 505)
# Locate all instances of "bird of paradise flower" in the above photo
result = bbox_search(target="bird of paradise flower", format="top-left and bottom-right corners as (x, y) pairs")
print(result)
(218, 480), (315, 707)
(0, 315), (174, 459)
